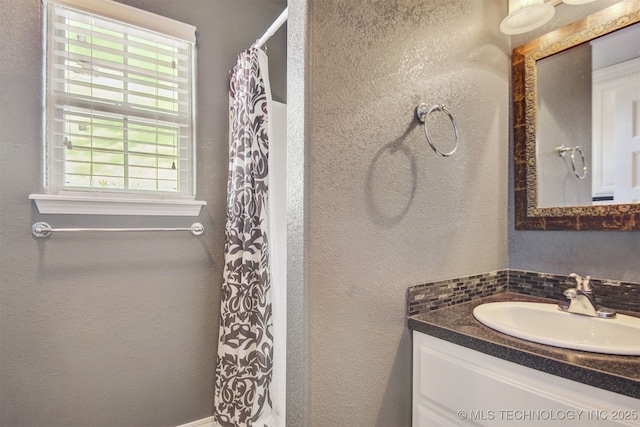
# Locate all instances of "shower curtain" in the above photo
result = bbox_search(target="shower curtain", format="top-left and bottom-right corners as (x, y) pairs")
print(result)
(214, 47), (274, 427)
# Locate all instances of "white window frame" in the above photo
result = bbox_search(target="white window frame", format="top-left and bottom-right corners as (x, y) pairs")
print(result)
(31, 0), (205, 216)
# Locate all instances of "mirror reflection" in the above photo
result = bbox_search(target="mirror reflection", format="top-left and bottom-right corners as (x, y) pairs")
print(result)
(536, 22), (640, 208)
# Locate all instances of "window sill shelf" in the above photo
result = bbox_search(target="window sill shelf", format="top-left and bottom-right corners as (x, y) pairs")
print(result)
(29, 194), (206, 216)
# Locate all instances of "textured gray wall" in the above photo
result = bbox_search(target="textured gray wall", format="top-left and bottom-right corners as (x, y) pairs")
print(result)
(508, 0), (640, 283)
(285, 1), (310, 426)
(303, 0), (509, 425)
(0, 0), (286, 426)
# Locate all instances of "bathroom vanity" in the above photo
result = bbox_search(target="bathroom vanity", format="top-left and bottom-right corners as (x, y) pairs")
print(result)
(409, 294), (640, 427)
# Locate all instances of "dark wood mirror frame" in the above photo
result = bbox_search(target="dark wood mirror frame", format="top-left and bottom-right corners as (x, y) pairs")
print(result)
(513, 0), (640, 230)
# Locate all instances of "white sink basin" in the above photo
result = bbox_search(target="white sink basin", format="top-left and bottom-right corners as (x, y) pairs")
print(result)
(473, 301), (640, 356)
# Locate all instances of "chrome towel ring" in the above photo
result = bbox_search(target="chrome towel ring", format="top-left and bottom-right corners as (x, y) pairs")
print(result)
(415, 103), (459, 157)
(556, 144), (587, 179)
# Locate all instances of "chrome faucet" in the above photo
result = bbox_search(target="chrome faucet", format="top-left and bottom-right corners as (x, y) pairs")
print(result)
(558, 273), (616, 318)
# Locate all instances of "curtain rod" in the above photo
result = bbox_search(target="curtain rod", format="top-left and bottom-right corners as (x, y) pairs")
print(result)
(254, 7), (288, 49)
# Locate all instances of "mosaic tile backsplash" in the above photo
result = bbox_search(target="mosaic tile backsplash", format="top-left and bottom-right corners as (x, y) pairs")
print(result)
(407, 270), (640, 317)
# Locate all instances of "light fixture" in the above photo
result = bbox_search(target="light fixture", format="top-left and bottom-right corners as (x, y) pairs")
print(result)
(500, 0), (556, 35)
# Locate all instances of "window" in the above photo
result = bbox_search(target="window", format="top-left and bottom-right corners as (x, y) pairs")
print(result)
(32, 0), (204, 215)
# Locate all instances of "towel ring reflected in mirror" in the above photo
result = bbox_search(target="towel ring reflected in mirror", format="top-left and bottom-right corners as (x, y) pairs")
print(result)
(557, 144), (587, 180)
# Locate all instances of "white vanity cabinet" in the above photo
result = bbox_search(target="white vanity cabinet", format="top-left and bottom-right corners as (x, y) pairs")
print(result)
(412, 331), (640, 426)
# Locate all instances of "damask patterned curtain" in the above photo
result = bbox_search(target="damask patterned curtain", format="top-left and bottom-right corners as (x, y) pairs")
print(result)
(213, 47), (274, 427)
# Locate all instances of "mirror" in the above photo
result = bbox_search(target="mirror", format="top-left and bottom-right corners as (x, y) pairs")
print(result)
(513, 1), (640, 230)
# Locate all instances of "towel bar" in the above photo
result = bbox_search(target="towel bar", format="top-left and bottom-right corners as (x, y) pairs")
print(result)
(31, 222), (204, 238)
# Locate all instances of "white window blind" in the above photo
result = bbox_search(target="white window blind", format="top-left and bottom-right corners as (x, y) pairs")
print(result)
(44, 0), (196, 198)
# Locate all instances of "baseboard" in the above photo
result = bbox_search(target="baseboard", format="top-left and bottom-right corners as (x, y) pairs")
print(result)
(176, 415), (215, 427)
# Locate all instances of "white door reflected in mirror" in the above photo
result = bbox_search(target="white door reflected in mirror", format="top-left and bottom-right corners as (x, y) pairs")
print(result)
(592, 57), (640, 204)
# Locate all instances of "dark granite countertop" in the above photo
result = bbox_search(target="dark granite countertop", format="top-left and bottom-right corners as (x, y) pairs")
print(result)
(408, 292), (640, 399)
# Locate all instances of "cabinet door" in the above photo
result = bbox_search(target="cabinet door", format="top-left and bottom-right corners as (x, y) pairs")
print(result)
(412, 331), (639, 427)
